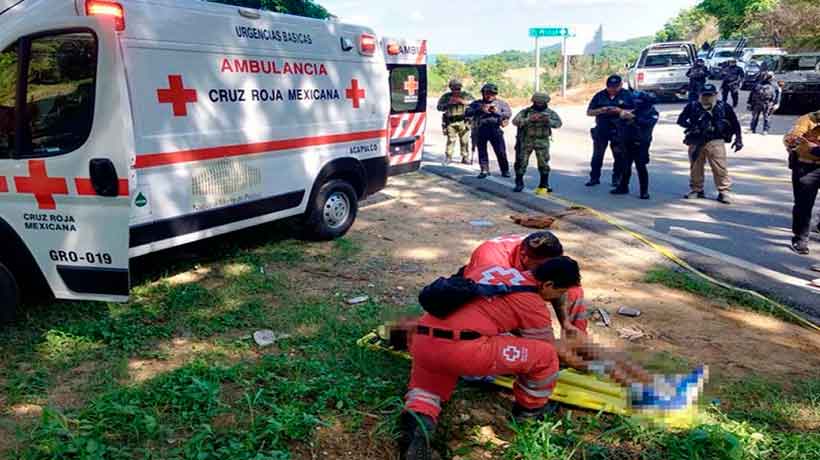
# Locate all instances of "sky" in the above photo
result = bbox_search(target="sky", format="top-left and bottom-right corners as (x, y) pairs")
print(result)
(320, 0), (701, 55)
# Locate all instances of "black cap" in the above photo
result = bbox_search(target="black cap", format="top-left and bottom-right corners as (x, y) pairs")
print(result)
(701, 83), (717, 95)
(606, 75), (623, 87)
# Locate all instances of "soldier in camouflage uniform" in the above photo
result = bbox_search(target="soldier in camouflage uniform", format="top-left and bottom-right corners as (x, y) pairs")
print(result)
(512, 92), (563, 194)
(437, 79), (474, 164)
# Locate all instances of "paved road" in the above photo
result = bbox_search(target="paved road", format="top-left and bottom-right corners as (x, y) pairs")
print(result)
(421, 89), (820, 316)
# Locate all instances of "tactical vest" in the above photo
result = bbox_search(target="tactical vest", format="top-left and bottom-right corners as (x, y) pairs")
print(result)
(444, 92), (468, 119)
(522, 108), (552, 141)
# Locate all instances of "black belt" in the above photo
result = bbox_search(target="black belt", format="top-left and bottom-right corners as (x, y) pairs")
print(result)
(446, 115), (465, 123)
(416, 325), (481, 341)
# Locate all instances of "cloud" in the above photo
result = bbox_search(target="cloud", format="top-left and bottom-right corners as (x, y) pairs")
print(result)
(410, 10), (425, 22)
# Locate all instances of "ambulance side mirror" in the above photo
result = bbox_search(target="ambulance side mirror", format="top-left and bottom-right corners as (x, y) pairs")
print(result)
(89, 158), (120, 197)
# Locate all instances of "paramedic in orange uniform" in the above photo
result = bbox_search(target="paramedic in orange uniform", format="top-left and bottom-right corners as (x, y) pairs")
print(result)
(465, 232), (590, 335)
(400, 257), (580, 459)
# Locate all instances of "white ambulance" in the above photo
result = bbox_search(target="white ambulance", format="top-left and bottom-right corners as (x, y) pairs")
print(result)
(0, 0), (425, 320)
(383, 37), (427, 175)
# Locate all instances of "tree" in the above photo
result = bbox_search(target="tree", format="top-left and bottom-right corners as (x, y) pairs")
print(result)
(208, 0), (330, 19)
(751, 0), (820, 50)
(655, 7), (713, 43)
(698, 0), (776, 37)
(432, 55), (469, 82)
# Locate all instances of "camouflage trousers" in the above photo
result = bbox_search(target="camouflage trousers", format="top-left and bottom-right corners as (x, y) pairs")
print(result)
(515, 142), (551, 176)
(445, 121), (471, 160)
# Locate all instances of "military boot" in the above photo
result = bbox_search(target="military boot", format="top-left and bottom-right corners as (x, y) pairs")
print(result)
(513, 175), (525, 193)
(399, 412), (436, 460)
(534, 172), (552, 195)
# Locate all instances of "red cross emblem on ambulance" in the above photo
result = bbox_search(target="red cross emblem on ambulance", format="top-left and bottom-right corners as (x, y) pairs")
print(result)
(345, 79), (366, 109)
(479, 267), (525, 286)
(157, 75), (198, 117)
(404, 75), (419, 96)
(14, 160), (68, 210)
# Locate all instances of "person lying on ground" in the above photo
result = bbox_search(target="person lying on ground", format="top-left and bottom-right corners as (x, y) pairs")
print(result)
(400, 257), (707, 460)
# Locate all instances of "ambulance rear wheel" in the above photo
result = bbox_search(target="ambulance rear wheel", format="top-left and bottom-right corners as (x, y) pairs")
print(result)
(305, 179), (359, 241)
(0, 262), (20, 325)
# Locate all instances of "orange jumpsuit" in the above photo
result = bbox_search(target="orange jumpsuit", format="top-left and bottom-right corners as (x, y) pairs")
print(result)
(465, 235), (589, 333)
(405, 264), (560, 421)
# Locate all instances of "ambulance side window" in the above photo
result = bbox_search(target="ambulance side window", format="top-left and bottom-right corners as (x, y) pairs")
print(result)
(389, 65), (427, 114)
(0, 42), (17, 159)
(21, 32), (97, 158)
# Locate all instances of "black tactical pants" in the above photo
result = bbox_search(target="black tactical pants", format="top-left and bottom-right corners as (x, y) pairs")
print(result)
(792, 162), (820, 244)
(722, 84), (739, 108)
(590, 128), (625, 184)
(477, 127), (509, 174)
(750, 105), (772, 133)
(620, 139), (651, 194)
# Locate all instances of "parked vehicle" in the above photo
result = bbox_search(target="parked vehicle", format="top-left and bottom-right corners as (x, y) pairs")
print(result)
(775, 53), (820, 114)
(706, 38), (747, 78)
(0, 0), (427, 320)
(739, 47), (787, 90)
(627, 42), (697, 100)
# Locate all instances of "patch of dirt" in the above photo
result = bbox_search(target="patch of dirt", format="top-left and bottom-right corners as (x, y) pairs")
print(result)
(290, 418), (394, 460)
(46, 361), (100, 410)
(124, 337), (257, 384)
(344, 173), (820, 384)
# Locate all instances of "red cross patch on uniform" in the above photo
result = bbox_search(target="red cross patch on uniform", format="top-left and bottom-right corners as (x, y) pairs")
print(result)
(479, 266), (525, 286)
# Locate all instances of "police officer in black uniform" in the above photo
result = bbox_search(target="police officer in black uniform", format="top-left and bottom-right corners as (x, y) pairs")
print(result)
(611, 91), (659, 199)
(586, 75), (634, 187)
(687, 58), (709, 104)
(466, 83), (513, 179)
(719, 59), (745, 108)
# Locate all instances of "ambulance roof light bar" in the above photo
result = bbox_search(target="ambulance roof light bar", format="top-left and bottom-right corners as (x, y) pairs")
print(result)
(359, 33), (376, 56)
(86, 0), (125, 31)
(386, 41), (400, 56)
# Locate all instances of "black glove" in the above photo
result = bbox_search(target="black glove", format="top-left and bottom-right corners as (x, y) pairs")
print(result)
(732, 139), (744, 152)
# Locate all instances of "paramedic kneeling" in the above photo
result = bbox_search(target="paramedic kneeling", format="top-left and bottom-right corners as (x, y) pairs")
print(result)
(466, 232), (589, 335)
(400, 257), (579, 460)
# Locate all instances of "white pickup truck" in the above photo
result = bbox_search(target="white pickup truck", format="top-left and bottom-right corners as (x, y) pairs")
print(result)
(627, 42), (697, 100)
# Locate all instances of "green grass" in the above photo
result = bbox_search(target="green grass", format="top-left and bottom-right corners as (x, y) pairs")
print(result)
(2, 230), (819, 459)
(644, 266), (792, 322)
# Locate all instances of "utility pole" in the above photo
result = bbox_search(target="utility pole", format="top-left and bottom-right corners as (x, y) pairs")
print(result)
(534, 37), (540, 92)
(561, 34), (568, 97)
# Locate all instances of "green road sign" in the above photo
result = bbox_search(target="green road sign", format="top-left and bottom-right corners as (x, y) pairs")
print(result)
(529, 27), (569, 38)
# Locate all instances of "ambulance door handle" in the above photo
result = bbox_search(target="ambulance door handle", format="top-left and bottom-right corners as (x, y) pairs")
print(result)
(238, 8), (261, 19)
(89, 158), (120, 198)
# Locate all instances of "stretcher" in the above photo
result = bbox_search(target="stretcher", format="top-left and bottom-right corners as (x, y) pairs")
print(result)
(357, 325), (701, 429)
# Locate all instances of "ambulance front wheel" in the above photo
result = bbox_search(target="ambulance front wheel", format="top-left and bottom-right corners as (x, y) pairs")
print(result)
(305, 179), (359, 241)
(0, 262), (20, 325)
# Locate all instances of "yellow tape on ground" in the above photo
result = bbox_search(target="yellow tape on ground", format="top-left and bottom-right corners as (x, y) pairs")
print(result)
(538, 193), (820, 333)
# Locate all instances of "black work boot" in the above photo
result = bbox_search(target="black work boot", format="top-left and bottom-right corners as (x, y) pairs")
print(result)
(477, 169), (489, 179)
(501, 171), (512, 178)
(511, 402), (558, 423)
(399, 412), (436, 460)
(513, 175), (525, 193)
(610, 186), (629, 195)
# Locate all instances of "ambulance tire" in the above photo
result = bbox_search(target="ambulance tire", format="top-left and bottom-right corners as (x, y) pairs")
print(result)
(0, 262), (20, 325)
(304, 179), (359, 241)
